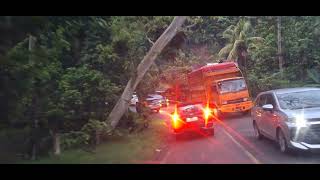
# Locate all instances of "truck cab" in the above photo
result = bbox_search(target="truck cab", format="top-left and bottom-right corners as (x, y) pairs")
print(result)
(212, 77), (252, 114)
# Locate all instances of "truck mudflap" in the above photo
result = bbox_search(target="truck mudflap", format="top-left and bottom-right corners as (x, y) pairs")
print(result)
(219, 101), (253, 113)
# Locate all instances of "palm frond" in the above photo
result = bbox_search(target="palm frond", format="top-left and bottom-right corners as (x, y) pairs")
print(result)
(242, 21), (252, 35)
(247, 37), (264, 44)
(239, 31), (246, 40)
(218, 43), (233, 59)
(222, 25), (236, 42)
(227, 40), (245, 60)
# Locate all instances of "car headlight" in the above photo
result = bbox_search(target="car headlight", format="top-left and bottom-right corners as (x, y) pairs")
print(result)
(222, 101), (227, 105)
(243, 97), (248, 101)
(289, 114), (307, 128)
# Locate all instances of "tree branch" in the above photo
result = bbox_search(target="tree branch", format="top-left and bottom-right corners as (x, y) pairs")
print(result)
(146, 36), (155, 45)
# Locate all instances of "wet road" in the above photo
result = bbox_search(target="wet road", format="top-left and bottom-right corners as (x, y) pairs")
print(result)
(149, 105), (320, 164)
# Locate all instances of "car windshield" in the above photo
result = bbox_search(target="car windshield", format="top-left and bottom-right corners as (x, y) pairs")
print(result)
(179, 104), (202, 113)
(218, 79), (247, 94)
(277, 90), (320, 110)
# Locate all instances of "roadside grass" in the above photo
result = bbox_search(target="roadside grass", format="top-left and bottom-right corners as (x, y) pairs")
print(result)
(18, 118), (168, 164)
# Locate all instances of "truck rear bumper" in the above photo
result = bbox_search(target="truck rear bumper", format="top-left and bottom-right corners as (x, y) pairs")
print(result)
(219, 101), (253, 113)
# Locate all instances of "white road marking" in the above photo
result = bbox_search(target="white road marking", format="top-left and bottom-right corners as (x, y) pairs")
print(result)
(222, 128), (261, 164)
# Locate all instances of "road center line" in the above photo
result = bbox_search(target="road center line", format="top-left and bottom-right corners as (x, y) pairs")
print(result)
(222, 128), (261, 164)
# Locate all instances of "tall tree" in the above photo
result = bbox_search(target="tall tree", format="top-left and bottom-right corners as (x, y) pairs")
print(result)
(277, 16), (284, 77)
(107, 16), (187, 129)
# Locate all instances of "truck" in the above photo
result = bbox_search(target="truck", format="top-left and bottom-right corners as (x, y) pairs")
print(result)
(185, 62), (253, 118)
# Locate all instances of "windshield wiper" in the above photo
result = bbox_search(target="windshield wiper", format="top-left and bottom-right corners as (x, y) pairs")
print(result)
(303, 105), (320, 109)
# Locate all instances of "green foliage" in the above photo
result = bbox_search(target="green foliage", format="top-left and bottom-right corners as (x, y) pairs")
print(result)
(59, 66), (120, 127)
(219, 17), (263, 61)
(81, 119), (112, 135)
(60, 131), (90, 150)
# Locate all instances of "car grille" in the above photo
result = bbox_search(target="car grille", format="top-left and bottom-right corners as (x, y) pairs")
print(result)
(227, 98), (244, 104)
(307, 118), (320, 122)
(302, 124), (320, 144)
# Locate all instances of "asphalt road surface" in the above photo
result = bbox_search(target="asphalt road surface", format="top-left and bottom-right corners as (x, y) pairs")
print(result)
(149, 105), (320, 164)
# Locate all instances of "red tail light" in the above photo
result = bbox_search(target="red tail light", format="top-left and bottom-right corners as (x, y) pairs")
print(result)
(171, 105), (182, 130)
(203, 106), (212, 121)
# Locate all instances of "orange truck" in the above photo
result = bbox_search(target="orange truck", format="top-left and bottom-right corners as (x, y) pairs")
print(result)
(186, 62), (253, 118)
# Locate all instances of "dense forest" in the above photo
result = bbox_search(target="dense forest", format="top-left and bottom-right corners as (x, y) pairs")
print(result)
(1, 16), (320, 160)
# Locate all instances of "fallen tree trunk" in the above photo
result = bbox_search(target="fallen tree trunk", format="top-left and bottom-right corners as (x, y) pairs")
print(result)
(107, 16), (187, 129)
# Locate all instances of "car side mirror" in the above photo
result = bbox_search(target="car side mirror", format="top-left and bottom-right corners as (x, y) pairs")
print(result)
(262, 104), (273, 111)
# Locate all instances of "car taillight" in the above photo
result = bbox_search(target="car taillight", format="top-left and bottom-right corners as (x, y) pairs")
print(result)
(171, 106), (183, 129)
(204, 106), (212, 121)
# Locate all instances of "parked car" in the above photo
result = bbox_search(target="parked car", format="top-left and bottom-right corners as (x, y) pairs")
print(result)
(147, 94), (167, 107)
(145, 97), (161, 113)
(130, 94), (139, 106)
(251, 87), (320, 153)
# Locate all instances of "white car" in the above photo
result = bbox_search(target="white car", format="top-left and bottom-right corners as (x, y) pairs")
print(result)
(130, 95), (139, 106)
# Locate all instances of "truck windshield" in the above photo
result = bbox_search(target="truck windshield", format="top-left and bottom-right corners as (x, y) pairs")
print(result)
(218, 79), (247, 94)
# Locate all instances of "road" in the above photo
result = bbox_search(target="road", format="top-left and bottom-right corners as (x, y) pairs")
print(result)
(146, 105), (320, 164)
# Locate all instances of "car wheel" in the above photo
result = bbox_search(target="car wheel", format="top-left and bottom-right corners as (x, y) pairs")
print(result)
(209, 128), (215, 136)
(215, 110), (223, 120)
(253, 121), (263, 140)
(277, 130), (289, 153)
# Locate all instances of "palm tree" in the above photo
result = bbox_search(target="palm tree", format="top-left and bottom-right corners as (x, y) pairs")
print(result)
(218, 18), (263, 72)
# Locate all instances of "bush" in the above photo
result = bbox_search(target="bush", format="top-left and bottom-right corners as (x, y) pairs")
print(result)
(60, 131), (90, 150)
(81, 119), (113, 145)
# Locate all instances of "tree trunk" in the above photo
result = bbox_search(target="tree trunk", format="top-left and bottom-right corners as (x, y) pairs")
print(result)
(29, 35), (38, 161)
(53, 132), (61, 156)
(107, 16), (187, 129)
(277, 16), (284, 78)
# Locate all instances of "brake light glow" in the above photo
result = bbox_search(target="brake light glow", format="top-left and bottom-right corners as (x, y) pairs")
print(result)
(204, 106), (212, 120)
(203, 103), (213, 126)
(171, 105), (182, 129)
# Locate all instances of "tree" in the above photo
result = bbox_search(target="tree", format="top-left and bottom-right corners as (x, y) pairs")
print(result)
(277, 16), (284, 77)
(218, 18), (263, 72)
(107, 16), (187, 129)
